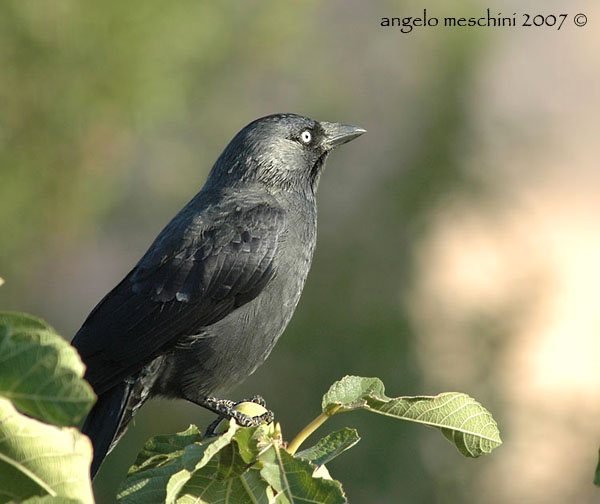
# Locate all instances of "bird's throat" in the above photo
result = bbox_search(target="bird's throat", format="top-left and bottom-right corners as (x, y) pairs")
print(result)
(310, 151), (329, 193)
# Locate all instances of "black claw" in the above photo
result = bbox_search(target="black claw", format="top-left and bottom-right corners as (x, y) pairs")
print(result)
(258, 410), (274, 424)
(244, 395), (267, 407)
(205, 416), (225, 437)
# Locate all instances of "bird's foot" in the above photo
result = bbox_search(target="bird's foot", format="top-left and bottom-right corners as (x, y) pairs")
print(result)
(201, 395), (274, 436)
(243, 394), (267, 408)
(232, 396), (274, 425)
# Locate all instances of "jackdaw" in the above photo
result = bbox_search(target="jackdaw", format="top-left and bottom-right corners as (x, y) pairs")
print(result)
(71, 113), (366, 477)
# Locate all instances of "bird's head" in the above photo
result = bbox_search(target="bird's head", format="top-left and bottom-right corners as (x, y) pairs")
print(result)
(207, 113), (366, 195)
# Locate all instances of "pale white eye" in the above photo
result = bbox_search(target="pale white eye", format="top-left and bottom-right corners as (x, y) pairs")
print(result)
(300, 130), (312, 144)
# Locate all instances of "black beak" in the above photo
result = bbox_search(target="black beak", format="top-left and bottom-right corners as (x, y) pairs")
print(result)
(320, 122), (367, 150)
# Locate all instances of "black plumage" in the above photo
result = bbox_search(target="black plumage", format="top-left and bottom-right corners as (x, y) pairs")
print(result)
(72, 113), (365, 477)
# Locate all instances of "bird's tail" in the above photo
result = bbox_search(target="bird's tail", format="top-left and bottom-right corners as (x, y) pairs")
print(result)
(81, 380), (139, 479)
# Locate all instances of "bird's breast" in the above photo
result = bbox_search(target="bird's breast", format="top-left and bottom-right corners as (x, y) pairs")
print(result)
(163, 200), (318, 397)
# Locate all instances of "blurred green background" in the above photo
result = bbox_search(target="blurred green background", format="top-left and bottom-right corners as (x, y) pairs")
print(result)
(1, 1), (599, 503)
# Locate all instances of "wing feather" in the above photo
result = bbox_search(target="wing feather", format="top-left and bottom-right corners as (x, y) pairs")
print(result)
(72, 198), (286, 394)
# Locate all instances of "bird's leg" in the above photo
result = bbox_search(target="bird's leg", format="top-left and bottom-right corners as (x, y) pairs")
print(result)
(196, 395), (237, 417)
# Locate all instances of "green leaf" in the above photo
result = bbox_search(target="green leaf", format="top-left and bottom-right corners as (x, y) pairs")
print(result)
(166, 423), (241, 501)
(118, 422), (268, 504)
(232, 423), (273, 465)
(594, 448), (600, 486)
(322, 376), (385, 413)
(174, 424), (274, 503)
(176, 461), (270, 504)
(181, 422), (239, 472)
(322, 375), (501, 458)
(128, 424), (204, 475)
(259, 444), (346, 504)
(0, 397), (94, 504)
(0, 311), (96, 426)
(19, 497), (82, 504)
(296, 428), (360, 467)
(117, 425), (203, 504)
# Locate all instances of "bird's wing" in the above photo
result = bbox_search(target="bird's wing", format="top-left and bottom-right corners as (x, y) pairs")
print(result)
(72, 199), (287, 394)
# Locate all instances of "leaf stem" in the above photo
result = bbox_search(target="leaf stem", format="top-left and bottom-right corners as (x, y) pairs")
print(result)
(287, 406), (341, 455)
